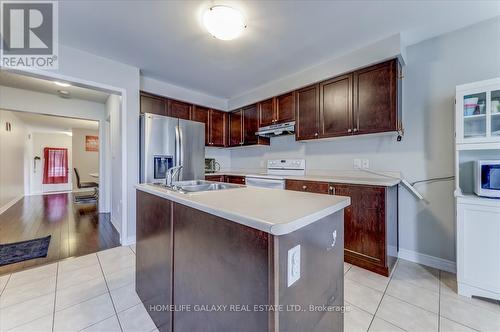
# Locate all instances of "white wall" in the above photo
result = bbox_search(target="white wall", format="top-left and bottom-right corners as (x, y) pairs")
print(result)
(72, 128), (99, 191)
(205, 147), (231, 170)
(229, 17), (500, 265)
(30, 132), (73, 194)
(141, 76), (228, 111)
(105, 94), (122, 234)
(2, 44), (139, 244)
(228, 34), (405, 109)
(0, 85), (111, 209)
(0, 110), (27, 212)
(0, 86), (105, 121)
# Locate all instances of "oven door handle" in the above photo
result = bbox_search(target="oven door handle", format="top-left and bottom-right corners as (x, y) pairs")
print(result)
(245, 177), (285, 189)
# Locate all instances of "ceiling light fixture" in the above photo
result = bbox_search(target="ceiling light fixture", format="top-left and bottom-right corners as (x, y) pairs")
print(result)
(203, 6), (246, 41)
(58, 90), (71, 98)
(54, 81), (71, 87)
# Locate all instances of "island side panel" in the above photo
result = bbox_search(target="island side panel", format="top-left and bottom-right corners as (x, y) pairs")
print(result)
(386, 185), (399, 273)
(172, 202), (270, 332)
(275, 210), (344, 332)
(136, 190), (173, 332)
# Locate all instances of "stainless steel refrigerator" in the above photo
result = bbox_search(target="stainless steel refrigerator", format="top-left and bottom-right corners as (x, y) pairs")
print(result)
(140, 113), (205, 184)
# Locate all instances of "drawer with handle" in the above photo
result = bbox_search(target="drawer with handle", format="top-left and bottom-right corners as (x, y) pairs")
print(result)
(225, 175), (246, 185)
(285, 179), (330, 194)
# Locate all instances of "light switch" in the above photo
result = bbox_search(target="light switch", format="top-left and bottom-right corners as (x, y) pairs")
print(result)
(287, 245), (301, 287)
(353, 159), (361, 169)
(362, 159), (370, 169)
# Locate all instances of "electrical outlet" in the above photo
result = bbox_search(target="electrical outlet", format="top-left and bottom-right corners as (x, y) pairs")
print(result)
(287, 245), (301, 287)
(353, 159), (361, 169)
(362, 159), (369, 169)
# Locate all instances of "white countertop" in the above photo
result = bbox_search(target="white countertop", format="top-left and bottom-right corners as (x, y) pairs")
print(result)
(136, 183), (350, 236)
(207, 169), (401, 187)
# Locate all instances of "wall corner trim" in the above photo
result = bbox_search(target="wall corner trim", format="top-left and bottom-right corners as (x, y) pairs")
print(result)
(121, 235), (136, 246)
(0, 195), (24, 216)
(398, 248), (456, 273)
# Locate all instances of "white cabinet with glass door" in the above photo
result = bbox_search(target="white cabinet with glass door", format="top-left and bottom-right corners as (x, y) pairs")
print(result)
(456, 77), (500, 145)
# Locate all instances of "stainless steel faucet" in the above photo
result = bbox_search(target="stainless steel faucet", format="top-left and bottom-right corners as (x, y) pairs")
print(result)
(166, 166), (183, 187)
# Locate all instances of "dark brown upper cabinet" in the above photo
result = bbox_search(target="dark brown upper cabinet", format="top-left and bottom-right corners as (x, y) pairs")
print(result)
(229, 105), (270, 147)
(295, 84), (320, 141)
(258, 92), (295, 128)
(258, 98), (275, 127)
(140, 93), (166, 116)
(276, 91), (295, 124)
(320, 74), (353, 138)
(353, 59), (399, 135)
(168, 99), (191, 120)
(191, 106), (227, 147)
(209, 110), (227, 147)
(229, 109), (243, 147)
(190, 105), (210, 145)
(243, 104), (259, 145)
(296, 58), (400, 141)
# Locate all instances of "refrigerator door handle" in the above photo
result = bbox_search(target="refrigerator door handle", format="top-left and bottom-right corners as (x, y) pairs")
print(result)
(175, 125), (181, 167)
(178, 124), (184, 180)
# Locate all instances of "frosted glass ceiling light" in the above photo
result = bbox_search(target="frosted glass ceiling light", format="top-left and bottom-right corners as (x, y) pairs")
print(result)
(203, 6), (245, 40)
(54, 81), (71, 87)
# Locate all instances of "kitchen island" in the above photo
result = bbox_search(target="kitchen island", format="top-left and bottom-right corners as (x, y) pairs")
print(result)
(207, 170), (400, 276)
(135, 183), (350, 332)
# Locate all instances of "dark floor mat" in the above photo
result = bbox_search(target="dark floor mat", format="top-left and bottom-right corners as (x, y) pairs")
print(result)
(0, 236), (51, 266)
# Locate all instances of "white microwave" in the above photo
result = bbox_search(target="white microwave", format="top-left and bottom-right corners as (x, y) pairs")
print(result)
(474, 160), (500, 198)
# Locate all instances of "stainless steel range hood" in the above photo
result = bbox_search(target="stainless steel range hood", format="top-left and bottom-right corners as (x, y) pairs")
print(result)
(256, 121), (295, 137)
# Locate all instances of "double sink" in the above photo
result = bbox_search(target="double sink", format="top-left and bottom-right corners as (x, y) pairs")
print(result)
(153, 180), (243, 194)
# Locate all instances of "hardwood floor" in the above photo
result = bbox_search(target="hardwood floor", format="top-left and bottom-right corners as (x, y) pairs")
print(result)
(0, 193), (120, 275)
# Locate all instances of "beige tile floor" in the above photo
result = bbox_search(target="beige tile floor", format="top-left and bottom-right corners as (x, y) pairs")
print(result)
(1, 245), (499, 332)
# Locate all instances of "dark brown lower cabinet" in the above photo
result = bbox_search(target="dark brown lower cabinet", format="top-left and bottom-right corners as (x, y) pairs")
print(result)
(285, 180), (398, 276)
(285, 179), (331, 194)
(225, 175), (246, 185)
(136, 189), (344, 332)
(135, 191), (172, 331)
(205, 174), (225, 182)
(333, 184), (398, 276)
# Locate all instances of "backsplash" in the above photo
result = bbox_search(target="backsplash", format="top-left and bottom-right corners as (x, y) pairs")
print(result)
(227, 134), (406, 173)
(205, 147), (231, 170)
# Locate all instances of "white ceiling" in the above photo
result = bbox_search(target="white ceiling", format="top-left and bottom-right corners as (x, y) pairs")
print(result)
(11, 111), (99, 133)
(0, 71), (110, 103)
(59, 1), (500, 99)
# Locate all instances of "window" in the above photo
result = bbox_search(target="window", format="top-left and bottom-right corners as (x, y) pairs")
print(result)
(43, 148), (69, 184)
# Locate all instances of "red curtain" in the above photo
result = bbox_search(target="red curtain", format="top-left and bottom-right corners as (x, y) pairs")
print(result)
(43, 148), (69, 184)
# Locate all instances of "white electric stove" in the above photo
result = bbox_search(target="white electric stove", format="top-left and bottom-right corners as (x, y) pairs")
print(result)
(245, 159), (305, 189)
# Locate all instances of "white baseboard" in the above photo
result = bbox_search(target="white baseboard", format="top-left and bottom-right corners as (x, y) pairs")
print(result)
(0, 195), (24, 215)
(398, 248), (456, 273)
(121, 235), (136, 246)
(110, 215), (121, 236)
